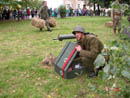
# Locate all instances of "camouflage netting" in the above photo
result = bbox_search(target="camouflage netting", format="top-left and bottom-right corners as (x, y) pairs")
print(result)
(104, 21), (113, 28)
(31, 18), (45, 28)
(48, 17), (56, 27)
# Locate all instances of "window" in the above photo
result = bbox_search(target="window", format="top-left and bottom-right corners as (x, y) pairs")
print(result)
(78, 4), (80, 8)
(67, 4), (70, 8)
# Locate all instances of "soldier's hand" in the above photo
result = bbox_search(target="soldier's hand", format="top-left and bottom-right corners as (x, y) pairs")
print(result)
(75, 45), (82, 52)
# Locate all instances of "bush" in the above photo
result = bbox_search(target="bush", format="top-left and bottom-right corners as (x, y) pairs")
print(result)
(58, 5), (66, 18)
(101, 37), (130, 81)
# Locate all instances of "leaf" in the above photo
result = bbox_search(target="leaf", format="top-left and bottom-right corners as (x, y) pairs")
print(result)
(88, 83), (95, 91)
(127, 57), (130, 66)
(107, 75), (112, 80)
(103, 64), (110, 73)
(110, 66), (117, 75)
(109, 39), (117, 45)
(94, 54), (105, 68)
(121, 70), (130, 79)
(104, 44), (108, 49)
(111, 83), (116, 90)
(102, 73), (109, 80)
(110, 46), (119, 50)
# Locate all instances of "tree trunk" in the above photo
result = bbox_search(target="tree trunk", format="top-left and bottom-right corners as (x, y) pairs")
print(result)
(97, 3), (100, 16)
(93, 0), (96, 15)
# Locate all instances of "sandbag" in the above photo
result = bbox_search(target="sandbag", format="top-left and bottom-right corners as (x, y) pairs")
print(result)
(31, 18), (45, 28)
(104, 21), (113, 28)
(48, 17), (56, 27)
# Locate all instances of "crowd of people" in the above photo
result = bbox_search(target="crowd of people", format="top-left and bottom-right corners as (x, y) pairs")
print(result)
(0, 8), (38, 21)
(0, 6), (111, 21)
(66, 7), (108, 17)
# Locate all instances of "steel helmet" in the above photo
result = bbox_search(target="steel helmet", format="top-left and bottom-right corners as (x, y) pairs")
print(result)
(72, 26), (85, 35)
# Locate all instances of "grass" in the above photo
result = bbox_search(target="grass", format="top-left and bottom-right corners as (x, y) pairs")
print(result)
(0, 16), (129, 98)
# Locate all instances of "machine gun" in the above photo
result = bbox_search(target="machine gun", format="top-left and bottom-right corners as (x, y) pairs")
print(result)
(53, 32), (96, 41)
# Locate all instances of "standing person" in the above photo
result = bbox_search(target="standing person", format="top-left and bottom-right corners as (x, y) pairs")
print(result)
(27, 8), (30, 19)
(71, 26), (104, 78)
(31, 8), (35, 18)
(55, 8), (58, 17)
(90, 9), (93, 17)
(38, 1), (51, 31)
(112, 0), (122, 35)
(82, 4), (86, 16)
(0, 8), (2, 20)
(69, 7), (73, 16)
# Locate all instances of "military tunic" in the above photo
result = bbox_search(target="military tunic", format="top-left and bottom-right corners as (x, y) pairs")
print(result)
(72, 35), (104, 73)
(38, 6), (50, 30)
(39, 6), (49, 20)
(113, 8), (122, 31)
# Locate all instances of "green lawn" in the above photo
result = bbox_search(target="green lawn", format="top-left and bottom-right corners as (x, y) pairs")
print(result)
(0, 16), (129, 98)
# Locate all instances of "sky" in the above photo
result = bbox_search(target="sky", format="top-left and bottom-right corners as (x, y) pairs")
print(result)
(46, 0), (64, 9)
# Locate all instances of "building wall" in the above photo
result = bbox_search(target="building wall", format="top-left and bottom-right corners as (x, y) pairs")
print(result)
(64, 0), (88, 9)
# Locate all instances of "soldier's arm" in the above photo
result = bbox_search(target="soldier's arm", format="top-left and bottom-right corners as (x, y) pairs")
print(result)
(112, 9), (115, 22)
(120, 10), (122, 20)
(79, 38), (103, 60)
(37, 6), (43, 16)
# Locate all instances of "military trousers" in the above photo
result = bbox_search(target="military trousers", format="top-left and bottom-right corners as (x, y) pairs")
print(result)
(44, 18), (50, 30)
(113, 18), (121, 31)
(71, 57), (95, 74)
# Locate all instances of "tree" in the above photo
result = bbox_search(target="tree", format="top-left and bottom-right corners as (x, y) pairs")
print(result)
(21, 0), (41, 9)
(0, 0), (41, 9)
(87, 0), (103, 15)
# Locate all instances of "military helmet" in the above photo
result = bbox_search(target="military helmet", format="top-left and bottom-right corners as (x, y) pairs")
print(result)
(72, 26), (85, 35)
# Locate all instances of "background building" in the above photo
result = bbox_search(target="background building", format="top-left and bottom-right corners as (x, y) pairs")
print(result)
(47, 0), (63, 9)
(63, 0), (88, 9)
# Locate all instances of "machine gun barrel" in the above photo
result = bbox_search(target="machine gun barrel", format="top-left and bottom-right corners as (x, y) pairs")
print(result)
(53, 32), (90, 41)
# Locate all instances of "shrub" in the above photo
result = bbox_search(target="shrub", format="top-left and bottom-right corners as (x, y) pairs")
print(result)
(58, 5), (66, 18)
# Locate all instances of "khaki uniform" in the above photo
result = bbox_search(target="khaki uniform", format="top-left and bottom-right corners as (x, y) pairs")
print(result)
(113, 8), (122, 32)
(71, 35), (104, 73)
(38, 6), (50, 30)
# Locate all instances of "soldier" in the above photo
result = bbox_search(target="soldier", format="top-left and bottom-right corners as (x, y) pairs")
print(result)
(38, 1), (51, 32)
(71, 26), (104, 78)
(112, 0), (122, 35)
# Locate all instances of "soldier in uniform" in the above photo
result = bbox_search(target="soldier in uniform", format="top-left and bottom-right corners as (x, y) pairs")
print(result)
(38, 1), (51, 32)
(71, 26), (104, 78)
(112, 0), (122, 35)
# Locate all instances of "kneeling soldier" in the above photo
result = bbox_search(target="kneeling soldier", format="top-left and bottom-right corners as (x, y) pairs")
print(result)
(71, 26), (104, 78)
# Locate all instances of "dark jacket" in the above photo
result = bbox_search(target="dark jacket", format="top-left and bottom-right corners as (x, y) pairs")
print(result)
(73, 34), (104, 72)
(38, 6), (49, 20)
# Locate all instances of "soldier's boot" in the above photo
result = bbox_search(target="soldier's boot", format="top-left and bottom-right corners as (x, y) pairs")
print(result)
(88, 67), (97, 78)
(88, 71), (96, 78)
(40, 28), (43, 31)
(114, 29), (117, 35)
(47, 28), (52, 32)
(118, 29), (121, 34)
(46, 20), (52, 32)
